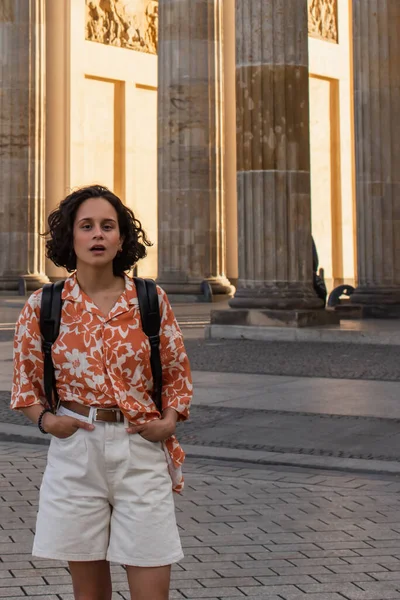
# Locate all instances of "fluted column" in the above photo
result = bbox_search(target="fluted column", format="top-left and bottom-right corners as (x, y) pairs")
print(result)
(351, 0), (400, 317)
(0, 0), (48, 291)
(157, 0), (233, 299)
(229, 0), (322, 310)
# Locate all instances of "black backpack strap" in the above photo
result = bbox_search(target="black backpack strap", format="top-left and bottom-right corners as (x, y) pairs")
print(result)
(134, 277), (163, 413)
(40, 280), (65, 413)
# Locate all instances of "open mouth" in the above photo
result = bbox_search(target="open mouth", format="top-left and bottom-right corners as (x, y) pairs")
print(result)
(90, 245), (106, 252)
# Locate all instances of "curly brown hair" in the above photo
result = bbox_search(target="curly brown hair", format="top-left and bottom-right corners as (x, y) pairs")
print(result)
(44, 185), (152, 275)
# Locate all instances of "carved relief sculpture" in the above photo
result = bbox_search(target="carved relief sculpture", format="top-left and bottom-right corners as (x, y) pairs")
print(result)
(308, 0), (338, 43)
(86, 0), (158, 54)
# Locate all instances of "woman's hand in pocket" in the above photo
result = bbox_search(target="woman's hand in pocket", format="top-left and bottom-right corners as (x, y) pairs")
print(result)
(42, 413), (95, 439)
(126, 408), (178, 442)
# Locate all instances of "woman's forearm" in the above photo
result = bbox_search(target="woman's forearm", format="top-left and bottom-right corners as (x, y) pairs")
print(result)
(20, 404), (45, 425)
(162, 407), (178, 425)
(20, 405), (59, 433)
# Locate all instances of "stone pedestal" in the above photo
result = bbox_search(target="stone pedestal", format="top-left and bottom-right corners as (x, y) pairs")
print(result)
(351, 0), (400, 318)
(157, 0), (233, 301)
(0, 0), (49, 291)
(228, 0), (323, 316)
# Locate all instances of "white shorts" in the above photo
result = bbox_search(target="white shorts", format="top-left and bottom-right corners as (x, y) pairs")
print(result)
(33, 406), (184, 567)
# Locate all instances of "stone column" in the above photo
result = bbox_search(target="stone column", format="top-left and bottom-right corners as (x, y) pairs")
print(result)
(351, 0), (400, 317)
(157, 0), (233, 300)
(228, 0), (323, 312)
(0, 0), (48, 291)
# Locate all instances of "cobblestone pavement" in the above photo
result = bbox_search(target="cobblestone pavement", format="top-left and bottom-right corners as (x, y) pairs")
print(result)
(177, 408), (400, 463)
(3, 443), (400, 598)
(2, 335), (400, 383)
(185, 339), (400, 382)
(3, 397), (400, 464)
(2, 296), (400, 381)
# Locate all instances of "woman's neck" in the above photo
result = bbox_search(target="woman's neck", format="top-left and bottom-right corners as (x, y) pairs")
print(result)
(75, 265), (124, 295)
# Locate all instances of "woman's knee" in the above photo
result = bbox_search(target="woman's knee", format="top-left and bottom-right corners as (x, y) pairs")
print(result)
(126, 564), (171, 600)
(69, 560), (112, 600)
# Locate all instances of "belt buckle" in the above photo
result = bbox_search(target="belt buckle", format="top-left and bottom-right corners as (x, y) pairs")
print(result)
(93, 407), (123, 423)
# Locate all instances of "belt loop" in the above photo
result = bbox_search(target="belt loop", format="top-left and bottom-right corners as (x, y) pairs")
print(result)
(88, 407), (96, 424)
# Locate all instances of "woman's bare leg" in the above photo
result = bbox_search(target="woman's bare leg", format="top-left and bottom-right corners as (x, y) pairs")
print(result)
(68, 560), (112, 600)
(126, 564), (171, 600)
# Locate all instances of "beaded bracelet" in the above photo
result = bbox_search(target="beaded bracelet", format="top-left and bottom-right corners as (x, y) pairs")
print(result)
(37, 408), (52, 434)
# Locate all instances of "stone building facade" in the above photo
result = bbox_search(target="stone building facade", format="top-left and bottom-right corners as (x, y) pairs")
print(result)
(0, 0), (399, 318)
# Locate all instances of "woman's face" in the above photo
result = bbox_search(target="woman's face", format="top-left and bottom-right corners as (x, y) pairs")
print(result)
(73, 197), (123, 269)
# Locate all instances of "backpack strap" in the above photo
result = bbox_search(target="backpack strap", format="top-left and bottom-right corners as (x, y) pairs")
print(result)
(40, 280), (65, 413)
(134, 277), (163, 413)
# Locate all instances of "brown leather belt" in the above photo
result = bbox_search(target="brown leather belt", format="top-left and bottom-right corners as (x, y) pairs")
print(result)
(60, 401), (124, 423)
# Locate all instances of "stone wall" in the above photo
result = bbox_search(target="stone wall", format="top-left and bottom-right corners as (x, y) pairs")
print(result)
(45, 0), (158, 281)
(308, 0), (355, 290)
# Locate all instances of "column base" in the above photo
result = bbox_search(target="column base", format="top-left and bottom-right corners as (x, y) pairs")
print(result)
(211, 308), (340, 329)
(351, 287), (400, 319)
(332, 303), (363, 320)
(229, 283), (324, 310)
(157, 276), (235, 303)
(0, 272), (49, 293)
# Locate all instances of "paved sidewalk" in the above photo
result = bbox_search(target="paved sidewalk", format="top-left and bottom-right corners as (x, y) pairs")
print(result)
(3, 443), (400, 599)
(3, 298), (400, 381)
(3, 333), (400, 385)
(2, 341), (400, 473)
(2, 299), (400, 475)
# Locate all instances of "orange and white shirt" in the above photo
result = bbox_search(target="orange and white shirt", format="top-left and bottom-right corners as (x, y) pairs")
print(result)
(11, 273), (193, 493)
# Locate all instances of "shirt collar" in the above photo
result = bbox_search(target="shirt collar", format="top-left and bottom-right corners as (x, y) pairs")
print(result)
(62, 273), (137, 299)
(61, 273), (138, 318)
(124, 274), (138, 306)
(61, 273), (82, 303)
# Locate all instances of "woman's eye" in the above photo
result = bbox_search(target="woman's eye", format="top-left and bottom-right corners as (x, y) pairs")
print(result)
(103, 225), (112, 230)
(81, 224), (91, 230)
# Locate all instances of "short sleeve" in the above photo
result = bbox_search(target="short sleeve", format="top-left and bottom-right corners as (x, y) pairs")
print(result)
(11, 290), (45, 410)
(157, 286), (192, 420)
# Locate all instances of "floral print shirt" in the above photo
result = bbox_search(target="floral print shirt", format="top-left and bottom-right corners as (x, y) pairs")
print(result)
(11, 273), (193, 493)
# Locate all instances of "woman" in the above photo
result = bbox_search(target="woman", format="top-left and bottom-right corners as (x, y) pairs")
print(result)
(11, 185), (192, 600)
